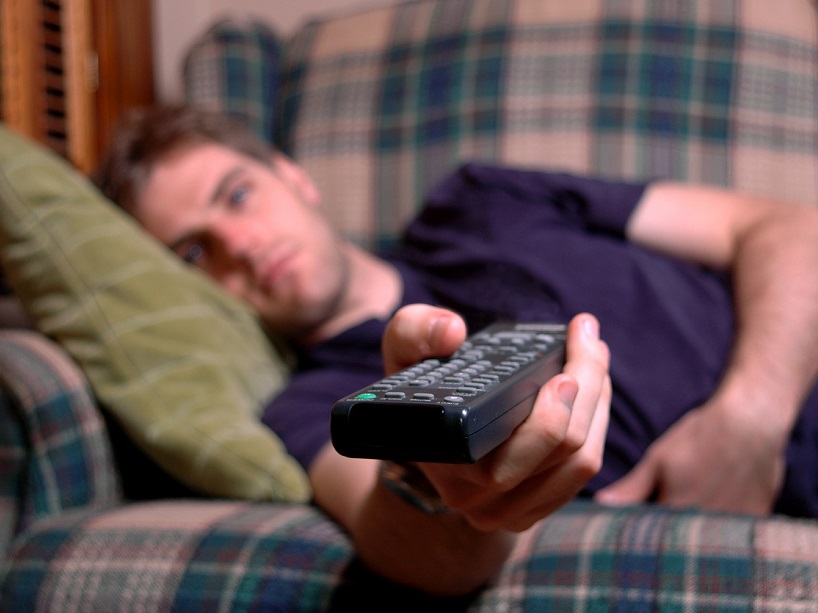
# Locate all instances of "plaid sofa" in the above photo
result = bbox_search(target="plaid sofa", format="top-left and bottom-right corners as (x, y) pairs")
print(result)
(3, 0), (818, 610)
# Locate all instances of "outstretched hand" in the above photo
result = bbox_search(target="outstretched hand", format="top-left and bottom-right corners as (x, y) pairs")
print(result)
(381, 304), (612, 532)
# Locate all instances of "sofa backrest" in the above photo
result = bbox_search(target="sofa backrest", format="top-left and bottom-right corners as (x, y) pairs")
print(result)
(185, 0), (818, 250)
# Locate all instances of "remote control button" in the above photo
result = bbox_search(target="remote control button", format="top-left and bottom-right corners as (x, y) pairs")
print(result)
(355, 393), (377, 400)
(456, 387), (479, 395)
(444, 396), (464, 403)
(385, 392), (406, 399)
(412, 392), (435, 401)
(475, 373), (499, 381)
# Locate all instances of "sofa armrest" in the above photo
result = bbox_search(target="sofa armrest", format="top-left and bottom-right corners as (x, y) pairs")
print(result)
(0, 330), (121, 554)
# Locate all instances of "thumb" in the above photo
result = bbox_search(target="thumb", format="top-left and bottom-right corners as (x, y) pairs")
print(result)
(382, 304), (467, 375)
(594, 459), (658, 507)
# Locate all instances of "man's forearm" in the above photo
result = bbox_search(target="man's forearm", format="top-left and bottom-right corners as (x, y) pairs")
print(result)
(713, 205), (818, 436)
(310, 445), (517, 596)
(629, 184), (818, 434)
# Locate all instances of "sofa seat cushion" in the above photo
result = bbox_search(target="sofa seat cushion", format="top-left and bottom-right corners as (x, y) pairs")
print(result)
(1, 500), (351, 612)
(4, 500), (818, 612)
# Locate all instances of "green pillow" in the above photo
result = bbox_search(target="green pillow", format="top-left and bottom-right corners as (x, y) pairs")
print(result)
(0, 124), (310, 502)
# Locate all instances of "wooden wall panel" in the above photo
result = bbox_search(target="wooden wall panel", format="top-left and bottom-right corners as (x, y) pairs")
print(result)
(1, 0), (47, 146)
(0, 0), (154, 173)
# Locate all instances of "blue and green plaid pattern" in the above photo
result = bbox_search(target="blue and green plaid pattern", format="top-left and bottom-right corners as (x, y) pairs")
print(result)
(184, 18), (282, 144)
(0, 331), (121, 558)
(4, 499), (818, 611)
(184, 0), (818, 250)
(272, 0), (818, 249)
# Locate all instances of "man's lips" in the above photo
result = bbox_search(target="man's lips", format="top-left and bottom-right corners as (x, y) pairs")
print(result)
(258, 244), (299, 292)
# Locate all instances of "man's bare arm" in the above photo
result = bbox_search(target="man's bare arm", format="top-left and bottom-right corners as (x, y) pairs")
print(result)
(597, 183), (818, 512)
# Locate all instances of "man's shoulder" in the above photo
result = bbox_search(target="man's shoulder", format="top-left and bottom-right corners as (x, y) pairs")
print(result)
(431, 163), (643, 202)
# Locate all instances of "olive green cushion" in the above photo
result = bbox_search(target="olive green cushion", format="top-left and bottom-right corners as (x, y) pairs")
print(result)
(0, 124), (310, 502)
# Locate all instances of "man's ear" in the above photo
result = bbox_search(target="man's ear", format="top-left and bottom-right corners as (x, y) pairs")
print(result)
(270, 152), (322, 207)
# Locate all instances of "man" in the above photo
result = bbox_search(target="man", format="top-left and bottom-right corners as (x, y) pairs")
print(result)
(94, 105), (818, 596)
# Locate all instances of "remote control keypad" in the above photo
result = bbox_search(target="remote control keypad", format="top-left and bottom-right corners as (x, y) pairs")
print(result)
(352, 329), (563, 404)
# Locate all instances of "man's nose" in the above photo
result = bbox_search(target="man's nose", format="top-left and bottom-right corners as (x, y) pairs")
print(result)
(214, 220), (254, 260)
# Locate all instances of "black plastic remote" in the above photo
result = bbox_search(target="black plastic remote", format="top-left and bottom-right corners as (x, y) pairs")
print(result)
(331, 322), (567, 463)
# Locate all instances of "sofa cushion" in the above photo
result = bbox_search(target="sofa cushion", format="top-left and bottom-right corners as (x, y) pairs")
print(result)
(272, 0), (818, 250)
(183, 17), (283, 145)
(0, 124), (310, 503)
(4, 499), (818, 610)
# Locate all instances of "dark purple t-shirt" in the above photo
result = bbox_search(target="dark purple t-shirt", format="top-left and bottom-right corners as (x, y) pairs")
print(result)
(263, 164), (818, 517)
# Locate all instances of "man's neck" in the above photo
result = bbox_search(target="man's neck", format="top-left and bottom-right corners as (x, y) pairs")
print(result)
(301, 244), (402, 345)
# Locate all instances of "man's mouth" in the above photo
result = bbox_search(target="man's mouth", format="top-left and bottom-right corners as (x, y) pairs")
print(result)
(258, 244), (299, 292)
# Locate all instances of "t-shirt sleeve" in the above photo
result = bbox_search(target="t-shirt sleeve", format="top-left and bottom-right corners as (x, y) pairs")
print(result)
(421, 163), (649, 238)
(261, 367), (380, 470)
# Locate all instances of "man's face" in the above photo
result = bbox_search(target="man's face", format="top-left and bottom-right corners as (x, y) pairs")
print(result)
(135, 143), (349, 339)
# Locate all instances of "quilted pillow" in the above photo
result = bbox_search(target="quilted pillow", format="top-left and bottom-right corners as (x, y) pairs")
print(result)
(0, 124), (310, 502)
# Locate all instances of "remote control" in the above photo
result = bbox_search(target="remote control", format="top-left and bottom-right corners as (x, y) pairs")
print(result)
(331, 322), (567, 463)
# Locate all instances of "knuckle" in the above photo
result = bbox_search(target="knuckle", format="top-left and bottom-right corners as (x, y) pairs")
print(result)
(561, 429), (586, 454)
(482, 466), (521, 493)
(466, 462), (521, 494)
(575, 448), (603, 480)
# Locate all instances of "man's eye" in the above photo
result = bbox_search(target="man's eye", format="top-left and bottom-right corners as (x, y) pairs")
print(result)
(228, 185), (249, 208)
(182, 243), (205, 264)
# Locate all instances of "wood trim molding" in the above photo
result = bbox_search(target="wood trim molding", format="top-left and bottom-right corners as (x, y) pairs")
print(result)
(62, 0), (96, 172)
(1, 0), (46, 141)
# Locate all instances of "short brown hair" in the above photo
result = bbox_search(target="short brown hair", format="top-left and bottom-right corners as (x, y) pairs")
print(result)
(93, 105), (274, 212)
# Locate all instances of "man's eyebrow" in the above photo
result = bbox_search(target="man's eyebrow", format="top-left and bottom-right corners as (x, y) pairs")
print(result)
(209, 166), (245, 205)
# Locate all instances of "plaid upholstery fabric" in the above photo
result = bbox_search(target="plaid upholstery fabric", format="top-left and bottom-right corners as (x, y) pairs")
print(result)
(4, 499), (818, 612)
(489, 501), (818, 611)
(1, 501), (351, 612)
(273, 0), (818, 249)
(0, 331), (121, 557)
(184, 18), (282, 144)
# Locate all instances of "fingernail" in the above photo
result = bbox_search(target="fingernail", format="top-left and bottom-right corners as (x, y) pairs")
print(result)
(581, 315), (599, 339)
(429, 315), (452, 343)
(558, 380), (578, 412)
